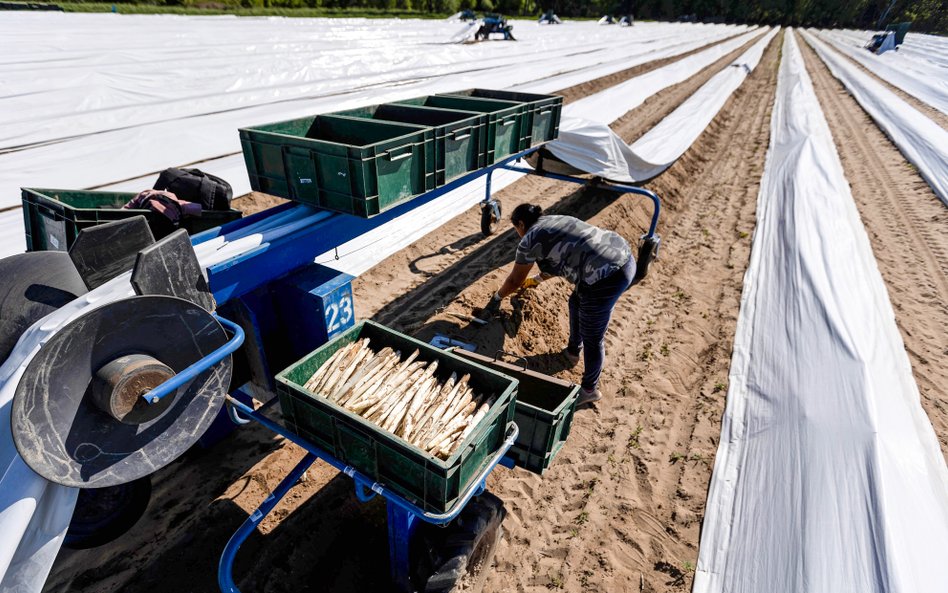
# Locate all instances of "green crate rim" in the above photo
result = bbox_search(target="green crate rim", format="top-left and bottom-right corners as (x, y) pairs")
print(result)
(275, 320), (519, 468)
(239, 114), (433, 152)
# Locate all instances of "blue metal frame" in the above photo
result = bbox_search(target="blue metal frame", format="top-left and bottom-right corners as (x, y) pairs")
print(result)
(204, 147), (545, 305)
(186, 143), (662, 592)
(496, 163), (662, 239)
(217, 395), (518, 593)
(141, 314), (245, 405)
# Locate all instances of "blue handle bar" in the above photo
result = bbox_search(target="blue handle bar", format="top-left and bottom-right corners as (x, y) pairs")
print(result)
(140, 314), (245, 404)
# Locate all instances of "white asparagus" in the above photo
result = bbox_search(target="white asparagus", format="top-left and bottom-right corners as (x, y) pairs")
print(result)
(329, 341), (373, 401)
(305, 341), (357, 391)
(410, 376), (458, 446)
(341, 350), (400, 408)
(457, 397), (494, 444)
(318, 340), (366, 395)
(401, 362), (440, 434)
(417, 375), (470, 447)
(363, 368), (418, 420)
(333, 346), (394, 403)
(300, 343), (495, 458)
(401, 375), (441, 438)
(408, 374), (456, 444)
(383, 364), (438, 433)
(424, 400), (477, 451)
(374, 364), (427, 424)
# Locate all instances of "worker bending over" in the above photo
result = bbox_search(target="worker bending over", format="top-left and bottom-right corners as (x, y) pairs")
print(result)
(478, 203), (634, 406)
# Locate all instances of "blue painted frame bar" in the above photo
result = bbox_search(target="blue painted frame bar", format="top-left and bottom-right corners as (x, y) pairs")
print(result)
(140, 314), (245, 405)
(217, 395), (518, 593)
(498, 163), (662, 239)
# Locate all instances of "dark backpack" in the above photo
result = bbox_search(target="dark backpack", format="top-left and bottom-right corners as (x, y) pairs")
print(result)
(154, 168), (232, 211)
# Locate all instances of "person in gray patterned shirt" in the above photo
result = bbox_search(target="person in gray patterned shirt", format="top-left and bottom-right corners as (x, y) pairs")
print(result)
(477, 203), (635, 406)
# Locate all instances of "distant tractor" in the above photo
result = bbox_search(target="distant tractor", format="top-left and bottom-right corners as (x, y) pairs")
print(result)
(476, 14), (516, 41)
(866, 22), (911, 54)
(539, 10), (562, 24)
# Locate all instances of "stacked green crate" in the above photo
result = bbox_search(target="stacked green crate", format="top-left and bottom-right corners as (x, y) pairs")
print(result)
(440, 89), (563, 150)
(334, 104), (488, 186)
(238, 89), (562, 219)
(240, 115), (436, 217)
(394, 95), (525, 164)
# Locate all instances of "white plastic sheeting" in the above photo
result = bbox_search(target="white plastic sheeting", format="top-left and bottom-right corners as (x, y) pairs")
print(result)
(0, 15), (762, 590)
(815, 29), (948, 115)
(548, 27), (777, 182)
(694, 30), (948, 593)
(0, 16), (752, 259)
(802, 30), (948, 205)
(561, 26), (763, 124)
(0, 15), (748, 210)
(94, 20), (746, 198)
(834, 29), (948, 71)
(308, 27), (769, 276)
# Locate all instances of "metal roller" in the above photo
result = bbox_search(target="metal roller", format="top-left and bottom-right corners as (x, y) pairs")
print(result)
(11, 294), (233, 488)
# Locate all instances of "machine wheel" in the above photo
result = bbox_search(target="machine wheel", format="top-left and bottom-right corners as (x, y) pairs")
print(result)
(412, 492), (506, 593)
(64, 477), (152, 550)
(0, 251), (87, 363)
(480, 201), (501, 236)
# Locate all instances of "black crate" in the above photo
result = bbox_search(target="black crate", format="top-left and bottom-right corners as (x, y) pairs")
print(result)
(21, 188), (241, 252)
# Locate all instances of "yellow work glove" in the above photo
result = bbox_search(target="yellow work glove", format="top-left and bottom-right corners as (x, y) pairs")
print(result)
(520, 275), (543, 290)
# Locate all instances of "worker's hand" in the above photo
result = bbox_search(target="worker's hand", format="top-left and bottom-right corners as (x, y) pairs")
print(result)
(519, 275), (543, 290)
(475, 292), (502, 321)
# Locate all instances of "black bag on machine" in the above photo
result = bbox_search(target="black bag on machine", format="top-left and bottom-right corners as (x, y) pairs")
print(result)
(154, 168), (232, 211)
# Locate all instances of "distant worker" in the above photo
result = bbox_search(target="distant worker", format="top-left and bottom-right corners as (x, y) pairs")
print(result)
(477, 204), (635, 406)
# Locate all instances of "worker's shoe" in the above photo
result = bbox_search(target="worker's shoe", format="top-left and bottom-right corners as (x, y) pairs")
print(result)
(576, 387), (602, 407)
(563, 346), (582, 366)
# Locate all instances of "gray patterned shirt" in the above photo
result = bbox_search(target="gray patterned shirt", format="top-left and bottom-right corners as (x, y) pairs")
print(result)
(515, 215), (632, 285)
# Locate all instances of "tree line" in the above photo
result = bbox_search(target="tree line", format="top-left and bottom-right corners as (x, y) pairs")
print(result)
(106, 0), (948, 33)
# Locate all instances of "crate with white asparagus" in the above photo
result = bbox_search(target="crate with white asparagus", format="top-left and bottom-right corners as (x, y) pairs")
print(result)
(276, 320), (518, 514)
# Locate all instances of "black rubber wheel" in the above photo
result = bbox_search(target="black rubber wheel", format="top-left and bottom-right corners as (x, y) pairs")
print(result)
(64, 476), (152, 550)
(412, 492), (506, 593)
(480, 202), (500, 236)
(0, 251), (86, 363)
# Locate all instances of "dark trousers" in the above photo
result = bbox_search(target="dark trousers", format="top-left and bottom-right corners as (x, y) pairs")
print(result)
(567, 257), (635, 390)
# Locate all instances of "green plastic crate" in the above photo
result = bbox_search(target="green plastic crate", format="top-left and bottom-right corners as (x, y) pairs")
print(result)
(21, 188), (242, 252)
(334, 104), (488, 186)
(443, 89), (563, 150)
(276, 320), (518, 514)
(450, 349), (578, 475)
(239, 114), (436, 217)
(395, 95), (524, 164)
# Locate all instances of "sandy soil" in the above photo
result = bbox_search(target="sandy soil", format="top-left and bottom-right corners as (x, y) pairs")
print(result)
(231, 191), (289, 216)
(799, 36), (948, 460)
(42, 31), (791, 593)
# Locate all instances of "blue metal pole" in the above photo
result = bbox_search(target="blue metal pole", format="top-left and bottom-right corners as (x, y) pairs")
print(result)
(499, 164), (662, 238)
(217, 453), (316, 593)
(387, 503), (418, 593)
(141, 314), (245, 405)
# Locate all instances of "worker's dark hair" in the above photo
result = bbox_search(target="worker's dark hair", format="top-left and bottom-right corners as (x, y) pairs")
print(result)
(511, 203), (543, 229)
